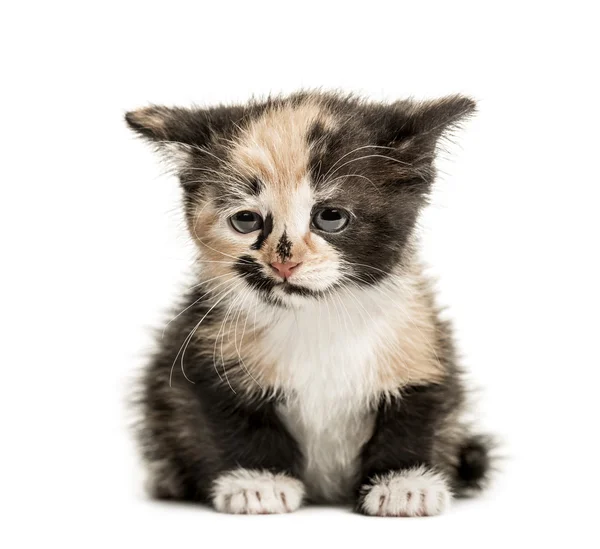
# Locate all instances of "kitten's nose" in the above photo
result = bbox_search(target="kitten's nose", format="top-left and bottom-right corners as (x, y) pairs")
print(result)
(270, 261), (300, 280)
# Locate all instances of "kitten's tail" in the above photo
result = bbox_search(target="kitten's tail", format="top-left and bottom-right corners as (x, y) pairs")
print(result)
(452, 434), (496, 495)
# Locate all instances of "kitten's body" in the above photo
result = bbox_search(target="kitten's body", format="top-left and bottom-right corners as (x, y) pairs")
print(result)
(128, 92), (492, 515)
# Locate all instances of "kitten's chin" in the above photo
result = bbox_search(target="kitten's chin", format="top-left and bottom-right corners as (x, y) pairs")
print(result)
(270, 287), (317, 308)
(264, 280), (331, 308)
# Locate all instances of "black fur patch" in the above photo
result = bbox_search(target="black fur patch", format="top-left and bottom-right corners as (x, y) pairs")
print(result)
(250, 213), (273, 251)
(456, 435), (493, 491)
(275, 230), (292, 262)
(307, 121), (343, 186)
(358, 383), (456, 482)
(234, 255), (275, 293)
(280, 282), (321, 298)
(248, 177), (263, 196)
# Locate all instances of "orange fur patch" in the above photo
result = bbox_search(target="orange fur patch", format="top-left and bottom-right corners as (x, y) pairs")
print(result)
(230, 101), (335, 191)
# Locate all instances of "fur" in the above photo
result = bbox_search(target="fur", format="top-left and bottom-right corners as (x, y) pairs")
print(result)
(126, 91), (493, 514)
(358, 466), (451, 517)
(211, 469), (305, 514)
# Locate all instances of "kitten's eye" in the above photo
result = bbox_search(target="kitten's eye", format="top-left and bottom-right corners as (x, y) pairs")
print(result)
(230, 211), (264, 234)
(312, 208), (350, 233)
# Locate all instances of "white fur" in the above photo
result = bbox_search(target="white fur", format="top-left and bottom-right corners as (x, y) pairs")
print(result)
(159, 142), (194, 173)
(247, 276), (426, 501)
(212, 469), (305, 514)
(278, 399), (375, 502)
(360, 466), (451, 517)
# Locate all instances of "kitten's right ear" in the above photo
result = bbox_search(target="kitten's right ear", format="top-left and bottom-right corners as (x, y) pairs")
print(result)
(125, 106), (217, 175)
(125, 106), (211, 148)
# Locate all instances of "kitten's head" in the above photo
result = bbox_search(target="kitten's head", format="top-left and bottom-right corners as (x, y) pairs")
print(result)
(126, 92), (474, 307)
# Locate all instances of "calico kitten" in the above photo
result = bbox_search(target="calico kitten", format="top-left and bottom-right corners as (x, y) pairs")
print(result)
(126, 91), (492, 516)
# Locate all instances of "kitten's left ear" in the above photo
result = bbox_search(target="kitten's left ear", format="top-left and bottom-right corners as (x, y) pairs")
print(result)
(383, 94), (476, 147)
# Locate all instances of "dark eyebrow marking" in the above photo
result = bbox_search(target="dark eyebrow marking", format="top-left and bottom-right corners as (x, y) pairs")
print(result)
(250, 213), (273, 250)
(307, 121), (328, 145)
(276, 230), (292, 262)
(306, 121), (342, 190)
(247, 177), (263, 196)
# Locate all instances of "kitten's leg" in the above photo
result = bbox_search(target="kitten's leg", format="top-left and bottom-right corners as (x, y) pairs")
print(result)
(140, 367), (306, 514)
(356, 383), (452, 517)
(205, 400), (306, 514)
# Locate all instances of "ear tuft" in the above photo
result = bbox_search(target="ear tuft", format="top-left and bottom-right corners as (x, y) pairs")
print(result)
(382, 94), (476, 147)
(125, 106), (203, 174)
(125, 106), (174, 141)
(124, 105), (214, 148)
(409, 94), (476, 136)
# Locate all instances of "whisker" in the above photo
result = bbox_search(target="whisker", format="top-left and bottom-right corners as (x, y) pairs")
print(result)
(233, 286), (263, 390)
(335, 290), (358, 340)
(325, 173), (382, 195)
(342, 259), (396, 279)
(322, 144), (398, 181)
(327, 286), (344, 332)
(164, 273), (236, 336)
(325, 153), (412, 183)
(214, 285), (243, 394)
(252, 285), (261, 340)
(195, 259), (253, 266)
(345, 274), (444, 378)
(191, 201), (252, 265)
(169, 279), (243, 387)
(341, 284), (378, 328)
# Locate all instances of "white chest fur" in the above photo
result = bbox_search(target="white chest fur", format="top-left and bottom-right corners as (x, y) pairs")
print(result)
(270, 298), (379, 502)
(254, 281), (427, 502)
(277, 399), (375, 502)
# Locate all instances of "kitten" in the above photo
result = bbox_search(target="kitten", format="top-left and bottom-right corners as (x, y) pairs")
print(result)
(126, 91), (492, 516)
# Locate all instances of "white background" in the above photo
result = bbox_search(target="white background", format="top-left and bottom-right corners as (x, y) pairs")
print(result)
(2, 1), (599, 547)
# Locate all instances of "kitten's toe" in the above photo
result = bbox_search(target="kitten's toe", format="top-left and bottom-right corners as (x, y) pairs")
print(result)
(212, 469), (305, 514)
(358, 466), (451, 517)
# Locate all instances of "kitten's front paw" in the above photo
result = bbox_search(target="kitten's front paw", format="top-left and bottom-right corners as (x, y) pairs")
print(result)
(212, 469), (305, 514)
(358, 466), (451, 517)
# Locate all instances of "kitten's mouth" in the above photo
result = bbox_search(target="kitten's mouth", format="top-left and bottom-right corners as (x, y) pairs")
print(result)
(275, 279), (298, 287)
(268, 277), (318, 299)
(234, 255), (321, 300)
(274, 279), (315, 296)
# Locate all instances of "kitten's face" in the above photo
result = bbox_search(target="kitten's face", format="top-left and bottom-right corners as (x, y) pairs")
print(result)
(126, 93), (474, 307)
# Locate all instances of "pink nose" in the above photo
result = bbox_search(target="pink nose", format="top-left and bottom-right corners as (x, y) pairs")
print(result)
(270, 261), (300, 279)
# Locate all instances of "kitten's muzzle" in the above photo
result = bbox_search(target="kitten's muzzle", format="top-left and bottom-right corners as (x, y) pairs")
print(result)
(270, 261), (301, 280)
